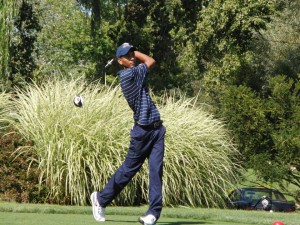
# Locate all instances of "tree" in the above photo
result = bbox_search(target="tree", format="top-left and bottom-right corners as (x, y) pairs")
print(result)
(177, 0), (277, 96)
(256, 0), (300, 80)
(208, 0), (300, 198)
(255, 75), (300, 190)
(217, 75), (300, 196)
(0, 0), (22, 91)
(116, 1), (210, 91)
(35, 0), (119, 83)
(34, 0), (95, 81)
(9, 0), (41, 86)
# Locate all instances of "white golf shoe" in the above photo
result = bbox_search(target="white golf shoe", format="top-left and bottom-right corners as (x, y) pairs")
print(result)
(91, 192), (105, 222)
(138, 214), (156, 225)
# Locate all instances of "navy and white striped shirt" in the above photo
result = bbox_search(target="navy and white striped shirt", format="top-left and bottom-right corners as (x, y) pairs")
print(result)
(118, 63), (160, 125)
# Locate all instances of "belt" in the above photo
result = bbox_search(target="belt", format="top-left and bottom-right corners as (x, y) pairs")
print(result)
(135, 120), (163, 129)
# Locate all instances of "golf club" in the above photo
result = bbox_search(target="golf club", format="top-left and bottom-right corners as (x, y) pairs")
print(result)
(105, 58), (114, 68)
(73, 58), (114, 107)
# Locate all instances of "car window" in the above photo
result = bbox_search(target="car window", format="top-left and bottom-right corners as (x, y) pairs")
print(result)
(272, 191), (287, 201)
(244, 191), (255, 200)
(244, 190), (270, 200)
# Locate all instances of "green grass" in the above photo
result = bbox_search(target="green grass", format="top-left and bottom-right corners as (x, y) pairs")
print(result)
(0, 202), (299, 225)
(0, 212), (254, 225)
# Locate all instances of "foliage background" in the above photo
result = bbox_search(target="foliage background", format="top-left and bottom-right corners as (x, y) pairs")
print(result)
(0, 0), (299, 205)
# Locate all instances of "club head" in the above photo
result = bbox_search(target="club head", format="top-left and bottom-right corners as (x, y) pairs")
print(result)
(74, 95), (84, 107)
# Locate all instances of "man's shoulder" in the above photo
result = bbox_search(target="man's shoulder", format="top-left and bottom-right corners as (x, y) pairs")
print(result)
(119, 64), (147, 77)
(137, 63), (148, 72)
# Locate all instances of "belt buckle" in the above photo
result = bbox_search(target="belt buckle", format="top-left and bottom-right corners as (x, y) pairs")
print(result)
(153, 121), (161, 128)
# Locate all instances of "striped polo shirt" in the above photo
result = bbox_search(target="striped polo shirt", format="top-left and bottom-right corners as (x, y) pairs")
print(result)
(118, 63), (160, 125)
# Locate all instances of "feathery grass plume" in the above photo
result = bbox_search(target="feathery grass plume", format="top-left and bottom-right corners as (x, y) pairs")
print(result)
(160, 92), (241, 207)
(10, 79), (241, 207)
(10, 79), (132, 205)
(0, 92), (13, 129)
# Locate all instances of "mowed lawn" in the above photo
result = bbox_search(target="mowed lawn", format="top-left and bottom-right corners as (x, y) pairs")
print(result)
(0, 212), (241, 225)
(0, 202), (299, 225)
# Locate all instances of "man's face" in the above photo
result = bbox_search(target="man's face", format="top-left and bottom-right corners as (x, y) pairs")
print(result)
(118, 50), (135, 68)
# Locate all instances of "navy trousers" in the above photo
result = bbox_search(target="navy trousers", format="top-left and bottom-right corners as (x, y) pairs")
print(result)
(98, 124), (166, 219)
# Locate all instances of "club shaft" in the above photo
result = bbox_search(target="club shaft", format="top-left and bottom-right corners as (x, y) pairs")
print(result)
(77, 58), (113, 95)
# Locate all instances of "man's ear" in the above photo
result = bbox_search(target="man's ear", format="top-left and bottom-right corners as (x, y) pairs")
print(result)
(117, 58), (123, 66)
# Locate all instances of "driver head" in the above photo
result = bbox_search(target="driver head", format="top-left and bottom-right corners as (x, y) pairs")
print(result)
(74, 95), (84, 107)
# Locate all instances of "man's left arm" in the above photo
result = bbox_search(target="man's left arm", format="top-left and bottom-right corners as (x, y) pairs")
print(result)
(134, 51), (155, 69)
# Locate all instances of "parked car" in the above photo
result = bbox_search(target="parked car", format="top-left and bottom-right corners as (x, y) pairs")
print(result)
(227, 187), (296, 212)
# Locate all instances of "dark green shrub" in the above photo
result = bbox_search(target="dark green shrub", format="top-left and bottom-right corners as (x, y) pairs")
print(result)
(0, 128), (47, 203)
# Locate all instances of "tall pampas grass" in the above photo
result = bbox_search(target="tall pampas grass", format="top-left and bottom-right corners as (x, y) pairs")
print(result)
(10, 79), (241, 207)
(160, 93), (240, 207)
(0, 92), (13, 129)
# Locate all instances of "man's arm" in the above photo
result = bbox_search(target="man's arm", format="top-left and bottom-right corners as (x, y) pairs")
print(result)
(134, 51), (156, 69)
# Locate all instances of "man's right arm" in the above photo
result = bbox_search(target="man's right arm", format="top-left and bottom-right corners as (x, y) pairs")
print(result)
(134, 51), (156, 69)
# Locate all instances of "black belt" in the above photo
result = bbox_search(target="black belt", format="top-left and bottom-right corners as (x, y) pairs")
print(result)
(135, 120), (163, 129)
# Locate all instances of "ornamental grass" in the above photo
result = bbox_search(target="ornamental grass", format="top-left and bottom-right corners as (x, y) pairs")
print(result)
(0, 92), (13, 129)
(9, 79), (241, 207)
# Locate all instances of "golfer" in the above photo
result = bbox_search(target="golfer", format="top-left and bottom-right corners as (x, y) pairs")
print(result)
(91, 43), (166, 225)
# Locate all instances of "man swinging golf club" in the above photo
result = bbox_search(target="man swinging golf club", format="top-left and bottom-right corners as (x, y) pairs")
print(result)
(91, 43), (166, 225)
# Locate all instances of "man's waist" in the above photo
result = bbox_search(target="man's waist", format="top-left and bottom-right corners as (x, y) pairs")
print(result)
(135, 120), (163, 129)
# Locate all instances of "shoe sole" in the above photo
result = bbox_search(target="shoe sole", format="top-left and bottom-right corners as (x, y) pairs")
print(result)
(138, 217), (144, 224)
(138, 217), (156, 225)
